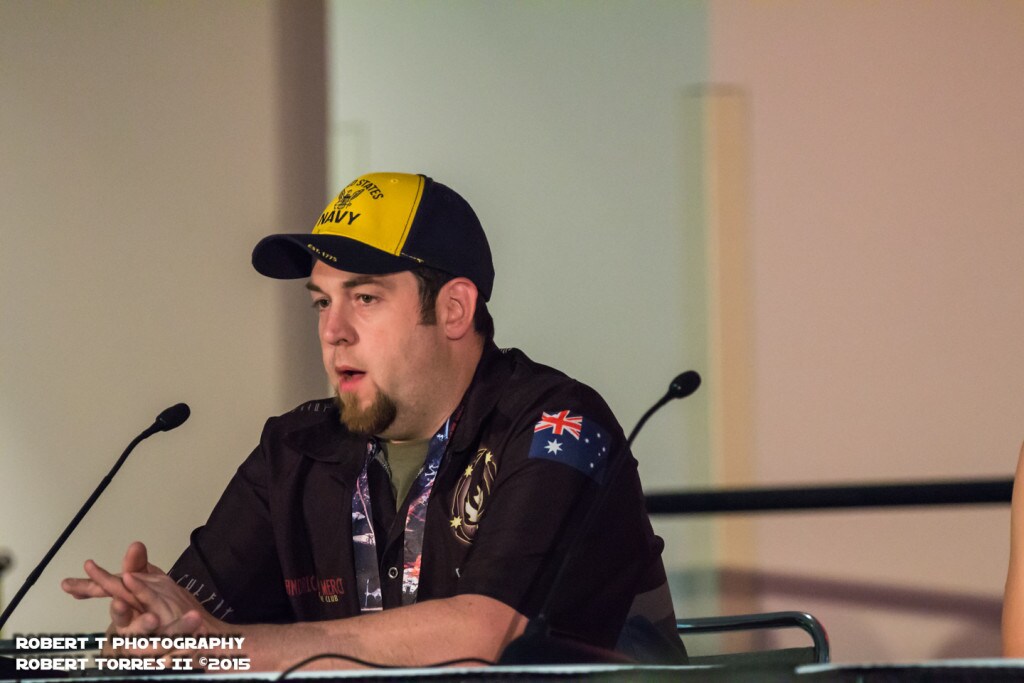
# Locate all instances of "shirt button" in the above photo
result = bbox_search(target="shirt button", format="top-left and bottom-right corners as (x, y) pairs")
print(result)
(387, 567), (399, 579)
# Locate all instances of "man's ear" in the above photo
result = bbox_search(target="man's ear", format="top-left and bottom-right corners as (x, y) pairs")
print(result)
(440, 278), (478, 340)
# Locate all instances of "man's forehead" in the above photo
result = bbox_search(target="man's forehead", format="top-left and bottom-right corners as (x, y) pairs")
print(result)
(306, 261), (412, 290)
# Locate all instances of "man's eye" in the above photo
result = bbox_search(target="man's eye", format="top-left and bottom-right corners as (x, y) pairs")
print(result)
(356, 294), (377, 305)
(311, 298), (329, 311)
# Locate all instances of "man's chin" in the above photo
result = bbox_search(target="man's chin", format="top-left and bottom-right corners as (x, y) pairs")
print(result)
(333, 389), (398, 436)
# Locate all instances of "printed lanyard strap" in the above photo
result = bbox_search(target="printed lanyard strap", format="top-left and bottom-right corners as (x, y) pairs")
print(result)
(351, 413), (458, 612)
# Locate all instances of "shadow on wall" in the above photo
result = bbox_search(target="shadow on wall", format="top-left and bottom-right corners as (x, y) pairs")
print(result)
(0, 549), (10, 585)
(716, 566), (1001, 659)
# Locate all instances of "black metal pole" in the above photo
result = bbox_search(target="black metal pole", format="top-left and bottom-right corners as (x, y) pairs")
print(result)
(645, 478), (1013, 515)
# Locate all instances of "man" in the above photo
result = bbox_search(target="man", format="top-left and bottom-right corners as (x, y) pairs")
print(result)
(63, 172), (680, 670)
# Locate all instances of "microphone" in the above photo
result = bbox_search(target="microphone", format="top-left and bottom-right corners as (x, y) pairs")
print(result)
(151, 402), (191, 434)
(627, 371), (701, 447)
(499, 372), (701, 664)
(0, 403), (191, 630)
(668, 370), (702, 401)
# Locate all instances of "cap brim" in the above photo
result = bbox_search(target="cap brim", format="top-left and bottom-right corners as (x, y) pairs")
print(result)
(252, 234), (416, 279)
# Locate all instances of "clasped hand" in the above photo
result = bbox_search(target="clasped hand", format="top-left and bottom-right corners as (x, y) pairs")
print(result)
(62, 541), (221, 662)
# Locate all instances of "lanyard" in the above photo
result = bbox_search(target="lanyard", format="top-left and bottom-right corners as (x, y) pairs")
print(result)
(351, 413), (458, 612)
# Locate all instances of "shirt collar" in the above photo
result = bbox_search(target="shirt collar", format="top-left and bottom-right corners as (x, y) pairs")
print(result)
(282, 403), (361, 463)
(449, 341), (514, 453)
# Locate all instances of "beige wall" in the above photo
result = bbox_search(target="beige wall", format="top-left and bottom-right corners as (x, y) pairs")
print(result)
(0, 0), (326, 634)
(709, 0), (1024, 661)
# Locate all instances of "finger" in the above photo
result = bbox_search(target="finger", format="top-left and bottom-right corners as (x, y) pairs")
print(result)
(127, 570), (198, 601)
(123, 572), (179, 627)
(61, 577), (113, 599)
(155, 609), (205, 639)
(110, 598), (140, 630)
(83, 560), (145, 612)
(123, 542), (149, 574)
(125, 544), (167, 574)
(164, 609), (205, 636)
(114, 610), (161, 642)
(133, 612), (160, 635)
(122, 540), (166, 574)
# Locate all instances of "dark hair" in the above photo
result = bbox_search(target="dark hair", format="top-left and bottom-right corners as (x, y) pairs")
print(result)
(410, 265), (494, 342)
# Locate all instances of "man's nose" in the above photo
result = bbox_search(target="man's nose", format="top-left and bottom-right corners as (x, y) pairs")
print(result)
(321, 306), (356, 346)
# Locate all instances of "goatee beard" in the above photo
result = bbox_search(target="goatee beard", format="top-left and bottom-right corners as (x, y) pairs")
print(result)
(334, 388), (398, 436)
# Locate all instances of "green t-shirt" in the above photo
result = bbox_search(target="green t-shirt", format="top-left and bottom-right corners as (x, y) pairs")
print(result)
(380, 438), (431, 510)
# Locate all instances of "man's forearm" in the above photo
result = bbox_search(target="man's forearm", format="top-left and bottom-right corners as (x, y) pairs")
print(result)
(230, 594), (526, 672)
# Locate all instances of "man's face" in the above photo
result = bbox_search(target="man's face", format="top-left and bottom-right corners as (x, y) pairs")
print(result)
(307, 260), (447, 441)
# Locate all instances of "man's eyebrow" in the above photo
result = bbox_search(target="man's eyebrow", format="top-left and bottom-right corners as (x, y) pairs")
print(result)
(342, 275), (394, 289)
(304, 275), (395, 292)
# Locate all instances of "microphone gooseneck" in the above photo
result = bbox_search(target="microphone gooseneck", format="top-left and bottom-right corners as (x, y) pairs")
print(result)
(627, 371), (702, 448)
(0, 403), (191, 631)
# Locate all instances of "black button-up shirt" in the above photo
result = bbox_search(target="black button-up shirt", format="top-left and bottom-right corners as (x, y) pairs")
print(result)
(170, 344), (672, 649)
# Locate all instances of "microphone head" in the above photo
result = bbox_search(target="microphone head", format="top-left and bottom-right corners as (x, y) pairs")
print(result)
(155, 403), (191, 432)
(668, 371), (701, 400)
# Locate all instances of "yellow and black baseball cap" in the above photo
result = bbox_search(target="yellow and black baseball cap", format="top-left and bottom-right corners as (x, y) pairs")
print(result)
(252, 172), (494, 301)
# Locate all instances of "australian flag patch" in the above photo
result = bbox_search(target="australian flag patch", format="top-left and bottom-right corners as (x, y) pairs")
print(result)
(528, 410), (610, 483)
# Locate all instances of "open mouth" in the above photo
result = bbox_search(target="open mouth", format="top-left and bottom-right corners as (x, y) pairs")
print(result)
(336, 367), (366, 389)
